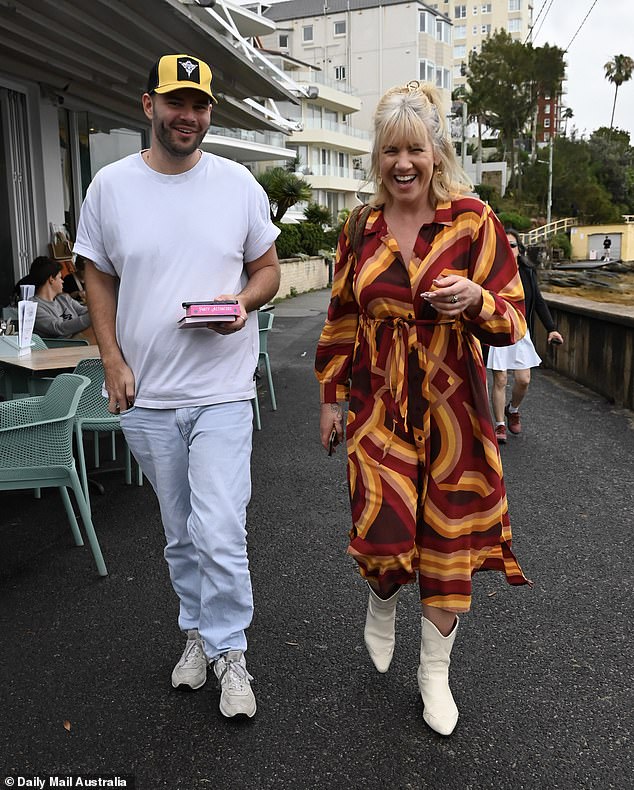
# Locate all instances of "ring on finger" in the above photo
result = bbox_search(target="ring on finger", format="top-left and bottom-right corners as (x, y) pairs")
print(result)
(450, 294), (459, 304)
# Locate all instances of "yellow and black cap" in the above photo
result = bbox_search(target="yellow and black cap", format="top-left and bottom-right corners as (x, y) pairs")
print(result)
(147, 54), (217, 103)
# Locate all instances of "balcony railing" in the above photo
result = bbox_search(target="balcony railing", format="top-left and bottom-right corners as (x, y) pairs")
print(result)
(300, 118), (370, 140)
(207, 126), (287, 148)
(305, 165), (367, 180)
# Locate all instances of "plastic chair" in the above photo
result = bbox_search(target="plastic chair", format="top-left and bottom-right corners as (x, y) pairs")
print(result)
(252, 310), (277, 430)
(72, 357), (143, 512)
(0, 373), (108, 576)
(0, 333), (51, 399)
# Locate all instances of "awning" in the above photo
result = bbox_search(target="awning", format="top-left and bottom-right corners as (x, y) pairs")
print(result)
(0, 0), (298, 131)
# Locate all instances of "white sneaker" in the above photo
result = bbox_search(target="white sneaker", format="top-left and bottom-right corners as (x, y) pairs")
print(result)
(171, 629), (208, 690)
(213, 650), (257, 718)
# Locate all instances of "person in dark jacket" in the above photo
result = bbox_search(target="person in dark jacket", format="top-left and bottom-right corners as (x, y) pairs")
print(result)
(487, 229), (564, 443)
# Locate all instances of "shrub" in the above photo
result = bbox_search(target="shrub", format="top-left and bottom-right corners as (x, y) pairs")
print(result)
(274, 223), (302, 259)
(298, 222), (326, 256)
(473, 183), (499, 208)
(303, 202), (332, 226)
(497, 211), (532, 232)
(550, 232), (571, 259)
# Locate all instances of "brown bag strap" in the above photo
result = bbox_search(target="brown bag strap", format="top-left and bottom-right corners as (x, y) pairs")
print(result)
(348, 204), (372, 258)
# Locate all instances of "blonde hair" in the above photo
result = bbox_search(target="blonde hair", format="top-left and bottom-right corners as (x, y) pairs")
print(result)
(368, 80), (473, 208)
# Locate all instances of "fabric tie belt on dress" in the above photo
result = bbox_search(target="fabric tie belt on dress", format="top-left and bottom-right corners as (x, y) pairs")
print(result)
(358, 313), (479, 459)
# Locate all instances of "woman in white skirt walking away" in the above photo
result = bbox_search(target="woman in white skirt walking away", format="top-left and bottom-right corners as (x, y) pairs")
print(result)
(488, 229), (564, 443)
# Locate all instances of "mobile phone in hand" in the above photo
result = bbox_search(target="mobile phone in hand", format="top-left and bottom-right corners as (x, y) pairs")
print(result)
(328, 428), (339, 456)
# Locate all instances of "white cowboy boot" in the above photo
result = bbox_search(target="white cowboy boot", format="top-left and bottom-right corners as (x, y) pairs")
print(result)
(417, 616), (459, 735)
(364, 584), (401, 673)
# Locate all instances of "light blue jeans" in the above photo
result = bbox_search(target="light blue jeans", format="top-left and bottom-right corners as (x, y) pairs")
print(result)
(119, 401), (254, 659)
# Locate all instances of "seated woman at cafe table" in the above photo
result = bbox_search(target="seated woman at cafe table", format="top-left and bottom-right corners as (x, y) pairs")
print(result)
(15, 256), (96, 343)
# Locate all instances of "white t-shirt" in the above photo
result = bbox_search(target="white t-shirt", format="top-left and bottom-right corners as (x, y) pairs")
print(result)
(74, 152), (279, 408)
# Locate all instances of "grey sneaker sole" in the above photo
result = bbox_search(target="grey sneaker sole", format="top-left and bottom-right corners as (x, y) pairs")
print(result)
(219, 696), (257, 718)
(171, 674), (207, 691)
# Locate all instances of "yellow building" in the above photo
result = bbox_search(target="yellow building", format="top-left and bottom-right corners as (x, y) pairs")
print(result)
(570, 222), (634, 263)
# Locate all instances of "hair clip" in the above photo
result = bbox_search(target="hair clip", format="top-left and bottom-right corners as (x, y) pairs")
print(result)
(406, 80), (421, 92)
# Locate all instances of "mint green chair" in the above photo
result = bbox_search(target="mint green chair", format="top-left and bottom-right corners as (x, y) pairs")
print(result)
(72, 357), (142, 512)
(252, 310), (277, 430)
(0, 373), (108, 576)
(0, 333), (51, 399)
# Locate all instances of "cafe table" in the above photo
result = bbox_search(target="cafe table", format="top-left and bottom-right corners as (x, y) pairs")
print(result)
(0, 345), (100, 399)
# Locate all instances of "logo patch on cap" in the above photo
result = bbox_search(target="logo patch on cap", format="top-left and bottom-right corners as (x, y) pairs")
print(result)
(177, 58), (200, 84)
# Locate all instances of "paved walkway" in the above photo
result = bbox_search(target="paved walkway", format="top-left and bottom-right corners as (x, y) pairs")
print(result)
(1, 289), (632, 789)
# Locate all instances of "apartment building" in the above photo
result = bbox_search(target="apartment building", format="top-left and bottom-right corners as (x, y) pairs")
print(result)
(254, 53), (373, 220)
(441, 1), (534, 90)
(262, 0), (454, 133)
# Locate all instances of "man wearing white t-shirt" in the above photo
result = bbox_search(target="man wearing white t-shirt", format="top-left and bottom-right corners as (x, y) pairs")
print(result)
(74, 54), (280, 719)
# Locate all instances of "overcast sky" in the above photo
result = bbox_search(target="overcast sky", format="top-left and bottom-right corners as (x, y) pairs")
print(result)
(529, 0), (634, 138)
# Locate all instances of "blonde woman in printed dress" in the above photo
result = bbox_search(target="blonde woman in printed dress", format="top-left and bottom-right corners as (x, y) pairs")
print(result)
(315, 81), (530, 736)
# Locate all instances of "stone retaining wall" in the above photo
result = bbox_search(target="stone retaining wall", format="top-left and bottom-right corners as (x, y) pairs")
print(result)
(276, 256), (330, 301)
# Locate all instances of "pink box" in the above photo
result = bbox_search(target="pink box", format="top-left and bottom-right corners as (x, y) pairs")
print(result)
(184, 301), (241, 318)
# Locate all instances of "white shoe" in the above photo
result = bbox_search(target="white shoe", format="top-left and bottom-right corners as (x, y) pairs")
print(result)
(171, 629), (208, 690)
(364, 584), (401, 673)
(417, 616), (459, 736)
(214, 650), (257, 718)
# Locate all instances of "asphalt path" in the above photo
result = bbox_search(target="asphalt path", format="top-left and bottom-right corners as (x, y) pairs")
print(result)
(1, 289), (632, 790)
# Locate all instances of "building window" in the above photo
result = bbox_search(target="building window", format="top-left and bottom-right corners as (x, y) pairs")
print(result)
(279, 33), (289, 49)
(436, 19), (451, 42)
(545, 103), (551, 114)
(302, 25), (313, 43)
(508, 0), (521, 10)
(508, 18), (521, 32)
(419, 11), (429, 33)
(334, 20), (346, 36)
(454, 5), (467, 19)
(453, 44), (466, 59)
(544, 118), (551, 128)
(481, 3), (492, 12)
(334, 65), (346, 80)
(544, 131), (550, 142)
(419, 59), (435, 83)
(472, 5), (478, 14)
(481, 24), (491, 34)
(473, 25), (478, 35)
(454, 24), (466, 38)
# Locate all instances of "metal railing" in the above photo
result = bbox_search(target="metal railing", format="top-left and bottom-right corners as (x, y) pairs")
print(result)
(306, 165), (366, 180)
(207, 127), (287, 148)
(301, 118), (370, 139)
(520, 217), (578, 246)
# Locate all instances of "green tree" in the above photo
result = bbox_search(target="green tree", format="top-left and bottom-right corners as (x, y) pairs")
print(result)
(256, 167), (312, 222)
(465, 32), (565, 190)
(604, 54), (634, 130)
(587, 127), (634, 211)
(303, 202), (332, 227)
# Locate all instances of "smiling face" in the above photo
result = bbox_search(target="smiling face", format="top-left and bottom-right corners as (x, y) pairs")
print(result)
(143, 88), (211, 160)
(378, 130), (439, 210)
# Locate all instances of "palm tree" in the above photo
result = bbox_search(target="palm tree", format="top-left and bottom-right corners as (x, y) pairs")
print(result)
(256, 167), (312, 222)
(561, 107), (573, 138)
(604, 54), (634, 129)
